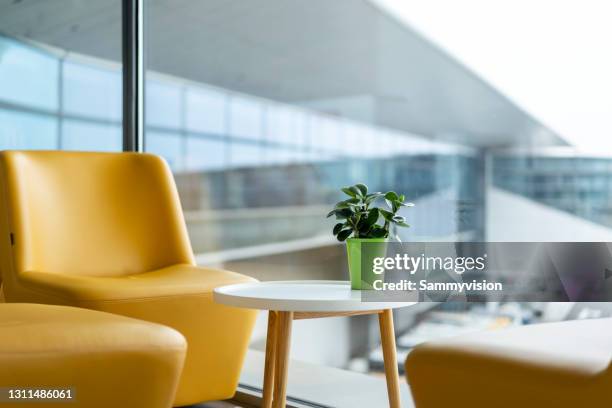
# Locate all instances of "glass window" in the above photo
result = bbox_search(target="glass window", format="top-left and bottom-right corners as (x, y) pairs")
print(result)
(293, 110), (309, 148)
(0, 0), (122, 152)
(186, 87), (227, 135)
(266, 105), (291, 145)
(63, 60), (122, 121)
(228, 96), (263, 141)
(142, 1), (612, 401)
(146, 78), (182, 129)
(61, 120), (121, 152)
(0, 37), (58, 111)
(147, 130), (183, 170)
(0, 109), (57, 150)
(310, 114), (342, 153)
(184, 137), (226, 171)
(343, 122), (365, 157)
(229, 142), (263, 169)
(143, 2), (489, 383)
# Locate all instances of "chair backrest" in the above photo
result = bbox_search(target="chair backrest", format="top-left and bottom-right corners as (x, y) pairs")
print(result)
(0, 151), (194, 281)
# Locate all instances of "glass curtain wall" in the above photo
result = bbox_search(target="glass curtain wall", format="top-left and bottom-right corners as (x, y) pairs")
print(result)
(144, 0), (485, 257)
(493, 151), (612, 228)
(144, 72), (484, 253)
(143, 0), (486, 376)
(143, 1), (612, 383)
(0, 0), (122, 151)
(488, 148), (612, 241)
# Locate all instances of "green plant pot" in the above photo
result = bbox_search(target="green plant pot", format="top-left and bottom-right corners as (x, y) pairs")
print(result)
(346, 238), (388, 290)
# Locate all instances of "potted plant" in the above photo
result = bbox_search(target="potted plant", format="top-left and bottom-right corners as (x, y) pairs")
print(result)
(327, 183), (414, 289)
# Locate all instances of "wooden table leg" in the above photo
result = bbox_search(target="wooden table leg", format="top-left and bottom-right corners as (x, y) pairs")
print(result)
(379, 309), (401, 408)
(272, 311), (293, 408)
(262, 311), (278, 408)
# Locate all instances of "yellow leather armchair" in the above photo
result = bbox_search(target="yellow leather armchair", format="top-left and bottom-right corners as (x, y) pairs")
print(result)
(0, 303), (186, 408)
(0, 151), (258, 406)
(405, 318), (612, 408)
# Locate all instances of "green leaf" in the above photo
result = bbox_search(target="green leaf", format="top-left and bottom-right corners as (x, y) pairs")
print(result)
(333, 223), (344, 235)
(349, 186), (362, 197)
(365, 208), (379, 227)
(336, 229), (353, 242)
(355, 183), (368, 196)
(335, 198), (359, 209)
(384, 198), (400, 212)
(331, 186), (410, 239)
(341, 187), (357, 197)
(380, 209), (394, 221)
(370, 227), (387, 238)
(365, 193), (383, 204)
(384, 191), (399, 201)
(335, 208), (354, 219)
(357, 219), (370, 232)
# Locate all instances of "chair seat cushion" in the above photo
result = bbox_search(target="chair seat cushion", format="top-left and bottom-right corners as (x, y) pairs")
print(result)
(0, 303), (186, 408)
(11, 264), (258, 405)
(405, 318), (612, 408)
(17, 264), (253, 302)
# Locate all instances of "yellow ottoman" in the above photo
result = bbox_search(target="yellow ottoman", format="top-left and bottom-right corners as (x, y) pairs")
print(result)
(0, 303), (187, 408)
(405, 318), (612, 408)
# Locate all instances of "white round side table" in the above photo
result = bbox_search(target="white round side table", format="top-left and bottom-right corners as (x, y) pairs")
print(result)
(214, 280), (415, 408)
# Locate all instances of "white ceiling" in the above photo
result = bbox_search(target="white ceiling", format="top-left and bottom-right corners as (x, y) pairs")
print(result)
(374, 0), (612, 152)
(0, 0), (565, 148)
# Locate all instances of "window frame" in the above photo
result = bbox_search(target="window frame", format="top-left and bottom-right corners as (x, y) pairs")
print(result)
(122, 0), (144, 152)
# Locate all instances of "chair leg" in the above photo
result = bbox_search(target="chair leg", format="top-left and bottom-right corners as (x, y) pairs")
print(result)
(379, 309), (401, 408)
(262, 311), (278, 408)
(272, 311), (293, 408)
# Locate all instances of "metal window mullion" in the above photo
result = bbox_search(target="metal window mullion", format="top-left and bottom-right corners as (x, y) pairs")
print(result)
(122, 0), (144, 152)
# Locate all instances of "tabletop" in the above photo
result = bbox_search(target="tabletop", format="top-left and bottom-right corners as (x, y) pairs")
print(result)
(213, 280), (415, 312)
